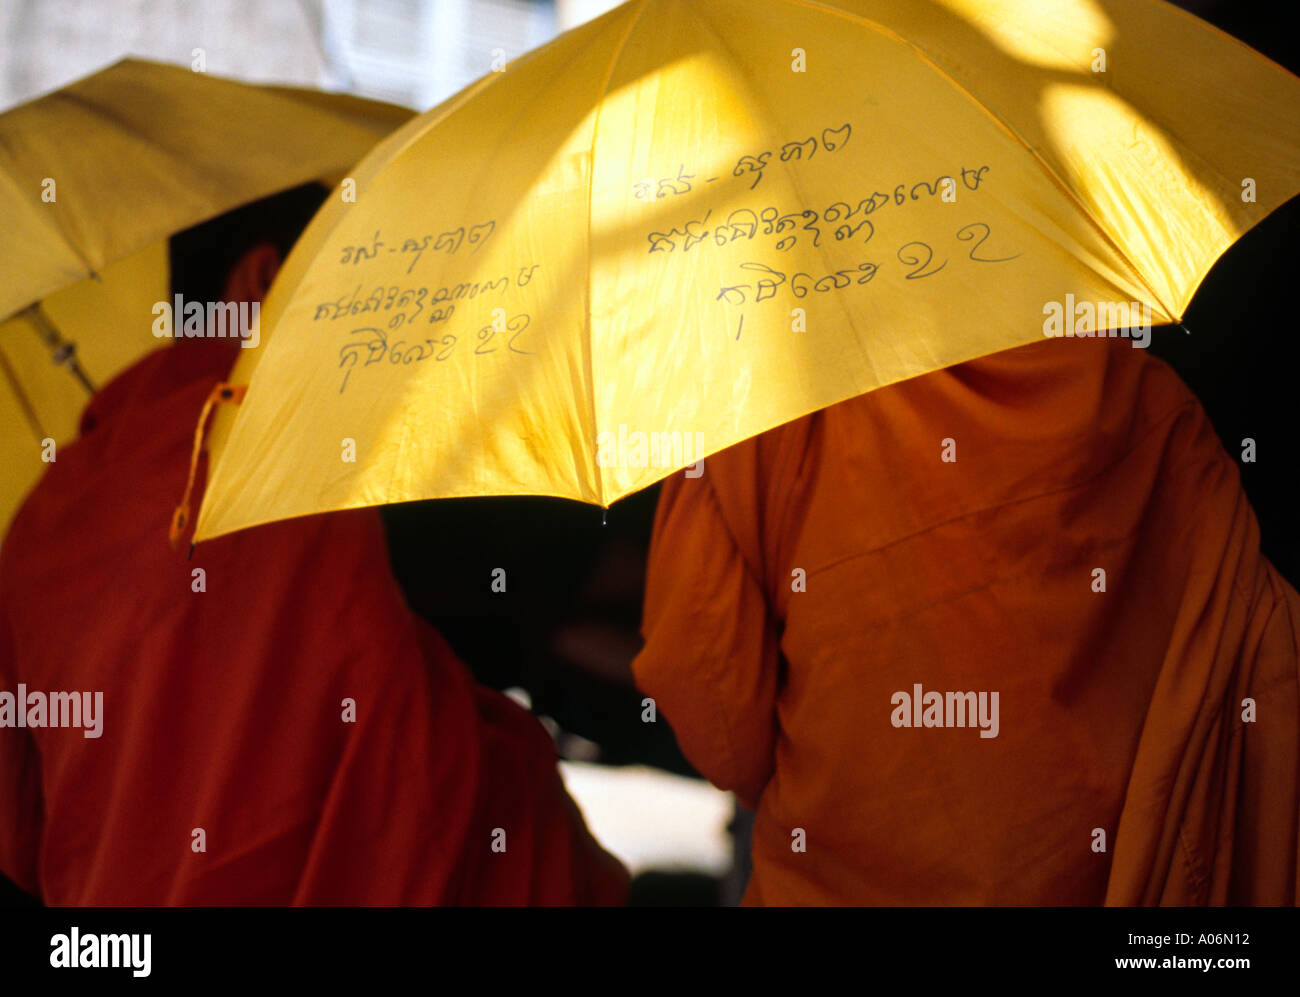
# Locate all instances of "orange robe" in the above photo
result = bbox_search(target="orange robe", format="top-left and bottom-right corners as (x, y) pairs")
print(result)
(0, 338), (627, 905)
(635, 337), (1299, 905)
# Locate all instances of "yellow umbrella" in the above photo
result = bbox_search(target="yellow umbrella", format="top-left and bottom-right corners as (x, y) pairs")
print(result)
(0, 243), (167, 530)
(0, 58), (413, 533)
(194, 0), (1300, 542)
(0, 57), (413, 318)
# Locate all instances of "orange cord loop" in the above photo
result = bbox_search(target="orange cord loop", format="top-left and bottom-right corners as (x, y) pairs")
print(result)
(169, 382), (247, 549)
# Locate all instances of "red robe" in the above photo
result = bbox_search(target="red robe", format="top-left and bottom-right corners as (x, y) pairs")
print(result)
(0, 338), (627, 905)
(635, 337), (1299, 905)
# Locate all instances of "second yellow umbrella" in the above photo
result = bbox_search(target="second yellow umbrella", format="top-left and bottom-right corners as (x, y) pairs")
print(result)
(0, 58), (413, 533)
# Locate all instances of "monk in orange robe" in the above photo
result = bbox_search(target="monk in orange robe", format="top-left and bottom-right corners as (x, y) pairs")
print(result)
(634, 336), (1299, 905)
(0, 189), (627, 905)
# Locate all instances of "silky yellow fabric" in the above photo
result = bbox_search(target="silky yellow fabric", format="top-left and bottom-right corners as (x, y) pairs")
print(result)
(196, 0), (1300, 540)
(0, 58), (411, 320)
(0, 243), (165, 532)
(0, 58), (413, 532)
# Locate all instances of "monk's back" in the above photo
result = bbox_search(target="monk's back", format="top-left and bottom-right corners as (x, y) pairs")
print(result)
(0, 341), (628, 904)
(638, 337), (1300, 904)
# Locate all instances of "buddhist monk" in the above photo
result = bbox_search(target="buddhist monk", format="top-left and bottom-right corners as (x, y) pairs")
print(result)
(0, 186), (627, 905)
(634, 335), (1299, 905)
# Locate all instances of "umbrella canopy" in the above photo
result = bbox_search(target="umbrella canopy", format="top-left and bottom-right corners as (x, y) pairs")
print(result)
(193, 0), (1300, 542)
(0, 242), (167, 532)
(0, 57), (412, 320)
(0, 58), (413, 533)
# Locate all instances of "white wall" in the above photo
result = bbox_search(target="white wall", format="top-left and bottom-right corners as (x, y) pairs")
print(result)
(0, 0), (622, 113)
(0, 0), (327, 110)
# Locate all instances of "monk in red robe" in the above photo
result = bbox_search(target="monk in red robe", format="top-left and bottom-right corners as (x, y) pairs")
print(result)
(0, 188), (627, 905)
(635, 336), (1298, 905)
